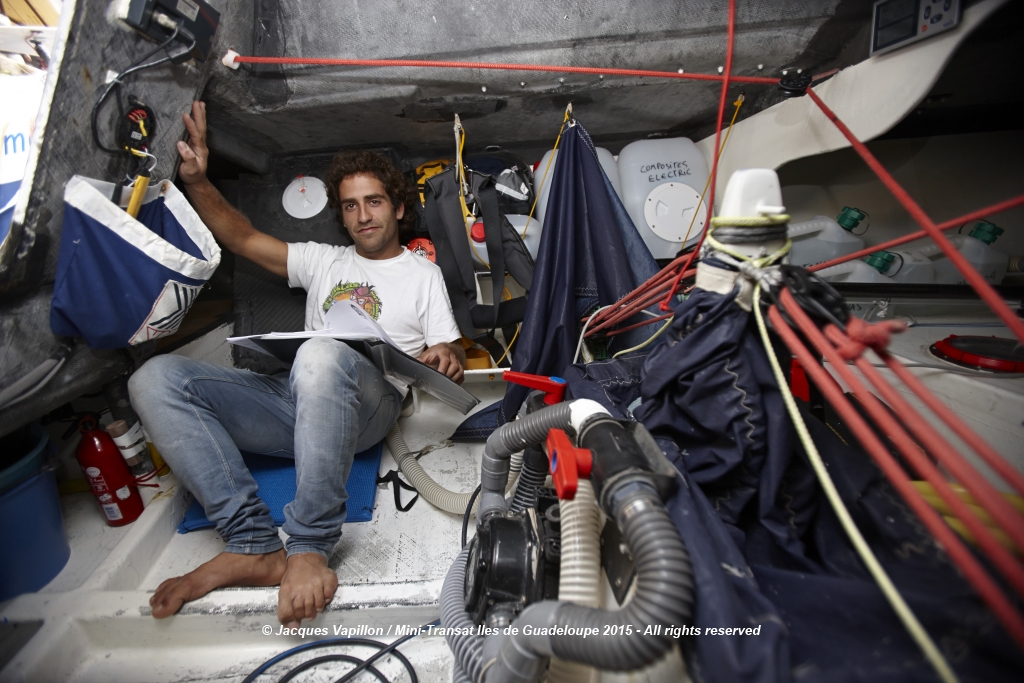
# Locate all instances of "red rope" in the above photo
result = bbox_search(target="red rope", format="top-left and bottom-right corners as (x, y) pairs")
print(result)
(878, 351), (1024, 497)
(823, 318), (1024, 593)
(804, 89), (1024, 344)
(809, 193), (1024, 273)
(658, 0), (737, 312)
(231, 55), (779, 85)
(769, 300), (1024, 648)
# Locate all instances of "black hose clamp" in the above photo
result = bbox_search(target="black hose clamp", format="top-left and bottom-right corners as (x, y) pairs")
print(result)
(778, 71), (813, 98)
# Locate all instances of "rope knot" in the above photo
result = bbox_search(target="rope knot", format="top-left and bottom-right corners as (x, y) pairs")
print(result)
(825, 317), (907, 360)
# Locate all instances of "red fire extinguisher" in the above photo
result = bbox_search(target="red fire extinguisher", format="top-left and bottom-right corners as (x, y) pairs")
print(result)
(76, 416), (144, 527)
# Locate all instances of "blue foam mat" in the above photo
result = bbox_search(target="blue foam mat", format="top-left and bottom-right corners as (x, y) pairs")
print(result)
(177, 442), (383, 533)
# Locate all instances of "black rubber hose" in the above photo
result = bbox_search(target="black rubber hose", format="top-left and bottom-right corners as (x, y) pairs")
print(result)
(277, 654), (388, 683)
(508, 447), (548, 513)
(462, 484), (482, 549)
(548, 485), (694, 670)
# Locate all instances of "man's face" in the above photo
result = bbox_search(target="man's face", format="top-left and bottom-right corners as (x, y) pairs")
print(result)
(337, 173), (405, 259)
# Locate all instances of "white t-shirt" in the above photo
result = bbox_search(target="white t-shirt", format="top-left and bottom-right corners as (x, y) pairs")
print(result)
(287, 244), (462, 364)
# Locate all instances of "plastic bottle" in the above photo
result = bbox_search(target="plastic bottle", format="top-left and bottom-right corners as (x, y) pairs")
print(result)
(787, 207), (867, 268)
(505, 214), (542, 259)
(924, 221), (1010, 285)
(865, 248), (935, 283)
(105, 420), (155, 478)
(617, 137), (709, 258)
(534, 146), (621, 225)
(816, 259), (892, 283)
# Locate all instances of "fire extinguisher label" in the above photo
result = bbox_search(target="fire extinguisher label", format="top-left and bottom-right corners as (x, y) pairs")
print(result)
(101, 503), (123, 521)
(116, 485), (131, 500)
(85, 467), (101, 477)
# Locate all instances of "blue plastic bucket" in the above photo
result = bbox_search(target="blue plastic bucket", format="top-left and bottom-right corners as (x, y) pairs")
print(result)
(0, 425), (70, 602)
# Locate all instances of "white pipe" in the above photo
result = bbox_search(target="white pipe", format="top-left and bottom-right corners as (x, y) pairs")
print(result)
(548, 480), (603, 683)
(385, 424), (521, 515)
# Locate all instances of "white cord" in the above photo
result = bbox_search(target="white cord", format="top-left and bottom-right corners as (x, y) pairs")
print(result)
(573, 306), (609, 365)
(753, 284), (958, 683)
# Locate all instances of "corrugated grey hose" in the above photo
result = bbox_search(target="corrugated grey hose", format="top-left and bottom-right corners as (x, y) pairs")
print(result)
(508, 448), (548, 514)
(546, 485), (693, 670)
(441, 547), (484, 683)
(385, 425), (522, 515)
(479, 402), (574, 517)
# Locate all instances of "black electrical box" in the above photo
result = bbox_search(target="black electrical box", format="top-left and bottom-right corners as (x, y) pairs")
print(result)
(120, 0), (220, 61)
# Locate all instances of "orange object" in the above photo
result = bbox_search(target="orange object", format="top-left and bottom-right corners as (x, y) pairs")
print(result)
(408, 237), (436, 263)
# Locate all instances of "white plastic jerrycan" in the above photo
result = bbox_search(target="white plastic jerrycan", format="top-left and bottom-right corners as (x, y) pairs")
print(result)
(817, 259), (892, 283)
(617, 137), (709, 259)
(864, 249), (935, 284)
(924, 222), (1009, 285)
(787, 207), (867, 268)
(534, 146), (622, 225)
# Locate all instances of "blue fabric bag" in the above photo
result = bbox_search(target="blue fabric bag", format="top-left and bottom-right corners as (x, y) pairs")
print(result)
(50, 176), (221, 348)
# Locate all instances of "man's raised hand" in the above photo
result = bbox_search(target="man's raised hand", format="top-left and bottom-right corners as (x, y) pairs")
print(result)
(177, 101), (209, 186)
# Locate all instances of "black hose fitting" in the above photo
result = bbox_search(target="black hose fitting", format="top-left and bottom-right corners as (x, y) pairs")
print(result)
(578, 418), (678, 510)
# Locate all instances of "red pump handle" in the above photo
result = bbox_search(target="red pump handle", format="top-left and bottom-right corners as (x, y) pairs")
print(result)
(503, 371), (567, 405)
(545, 428), (592, 500)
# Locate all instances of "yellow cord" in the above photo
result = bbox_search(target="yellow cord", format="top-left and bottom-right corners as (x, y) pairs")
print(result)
(678, 95), (745, 249)
(753, 283), (958, 683)
(493, 324), (521, 367)
(521, 105), (572, 238)
(710, 214), (790, 227)
(611, 316), (674, 359)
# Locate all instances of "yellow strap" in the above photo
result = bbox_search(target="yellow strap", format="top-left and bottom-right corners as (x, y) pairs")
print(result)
(521, 105), (572, 239)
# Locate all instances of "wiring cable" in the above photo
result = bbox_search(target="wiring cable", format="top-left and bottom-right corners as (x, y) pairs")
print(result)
(462, 484), (482, 549)
(610, 316), (673, 358)
(573, 306), (610, 364)
(752, 284), (958, 683)
(91, 24), (182, 155)
(241, 622), (437, 683)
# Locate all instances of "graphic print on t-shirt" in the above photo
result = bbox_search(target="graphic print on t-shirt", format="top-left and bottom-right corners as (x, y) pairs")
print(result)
(323, 282), (382, 320)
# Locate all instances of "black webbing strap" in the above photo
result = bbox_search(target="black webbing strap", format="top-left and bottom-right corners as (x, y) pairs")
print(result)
(423, 169), (478, 337)
(473, 173), (507, 333)
(377, 469), (418, 512)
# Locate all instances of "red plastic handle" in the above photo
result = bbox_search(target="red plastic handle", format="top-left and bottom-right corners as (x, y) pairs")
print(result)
(545, 428), (592, 500)
(503, 371), (567, 405)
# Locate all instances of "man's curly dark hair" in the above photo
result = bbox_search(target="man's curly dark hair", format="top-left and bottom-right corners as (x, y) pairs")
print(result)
(325, 150), (417, 244)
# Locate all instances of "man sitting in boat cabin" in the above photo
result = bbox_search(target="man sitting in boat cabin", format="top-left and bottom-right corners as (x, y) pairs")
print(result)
(129, 101), (465, 627)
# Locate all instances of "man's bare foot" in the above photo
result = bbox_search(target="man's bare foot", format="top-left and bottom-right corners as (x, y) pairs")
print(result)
(277, 553), (339, 627)
(150, 549), (287, 618)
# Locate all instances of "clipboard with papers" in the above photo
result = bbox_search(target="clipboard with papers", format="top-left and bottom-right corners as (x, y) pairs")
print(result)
(227, 300), (480, 415)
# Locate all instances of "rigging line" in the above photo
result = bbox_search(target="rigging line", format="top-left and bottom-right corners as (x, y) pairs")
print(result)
(803, 88), (1024, 344)
(753, 285), (958, 683)
(808, 193), (1024, 273)
(522, 105), (572, 239)
(659, 0), (737, 312)
(586, 94), (745, 338)
(768, 303), (1024, 650)
(230, 55), (780, 85)
(773, 290), (1024, 647)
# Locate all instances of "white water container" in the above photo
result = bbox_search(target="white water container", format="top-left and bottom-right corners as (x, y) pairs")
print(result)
(922, 233), (1010, 285)
(504, 214), (542, 259)
(787, 208), (867, 268)
(864, 249), (935, 283)
(817, 259), (892, 283)
(534, 146), (621, 225)
(618, 137), (709, 259)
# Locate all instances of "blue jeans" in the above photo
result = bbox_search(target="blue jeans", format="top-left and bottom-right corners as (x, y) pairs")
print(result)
(129, 338), (403, 558)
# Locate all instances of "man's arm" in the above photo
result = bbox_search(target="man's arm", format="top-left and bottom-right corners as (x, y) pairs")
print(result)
(418, 341), (466, 385)
(177, 101), (288, 278)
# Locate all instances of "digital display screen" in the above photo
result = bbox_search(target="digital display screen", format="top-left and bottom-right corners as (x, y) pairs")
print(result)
(874, 0), (919, 50)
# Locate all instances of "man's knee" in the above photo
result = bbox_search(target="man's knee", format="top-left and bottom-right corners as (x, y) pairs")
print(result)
(128, 355), (194, 410)
(291, 338), (360, 386)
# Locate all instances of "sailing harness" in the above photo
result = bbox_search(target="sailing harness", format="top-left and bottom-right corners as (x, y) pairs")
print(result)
(422, 167), (534, 366)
